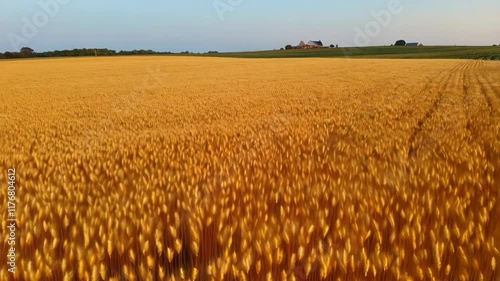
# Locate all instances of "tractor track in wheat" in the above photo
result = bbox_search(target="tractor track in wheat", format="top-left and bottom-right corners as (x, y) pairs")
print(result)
(470, 61), (496, 117)
(407, 61), (472, 158)
(477, 61), (500, 112)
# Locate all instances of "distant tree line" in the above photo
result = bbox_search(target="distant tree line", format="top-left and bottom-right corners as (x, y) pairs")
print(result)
(39, 48), (118, 57)
(118, 49), (174, 56)
(0, 47), (197, 59)
(0, 48), (116, 59)
(283, 43), (338, 50)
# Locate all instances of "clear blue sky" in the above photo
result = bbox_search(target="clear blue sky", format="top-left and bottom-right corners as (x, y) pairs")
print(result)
(1, 0), (499, 52)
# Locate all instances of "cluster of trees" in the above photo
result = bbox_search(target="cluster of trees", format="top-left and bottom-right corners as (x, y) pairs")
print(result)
(117, 49), (173, 55)
(394, 40), (406, 46)
(0, 47), (196, 59)
(283, 44), (338, 50)
(0, 48), (118, 59)
(39, 48), (118, 57)
(0, 47), (35, 59)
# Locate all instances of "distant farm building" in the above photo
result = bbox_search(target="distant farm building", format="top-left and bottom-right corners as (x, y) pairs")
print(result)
(304, 40), (323, 49)
(295, 40), (323, 49)
(406, 42), (419, 46)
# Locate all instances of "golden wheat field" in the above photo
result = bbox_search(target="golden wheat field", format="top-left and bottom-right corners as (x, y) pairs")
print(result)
(0, 57), (499, 280)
